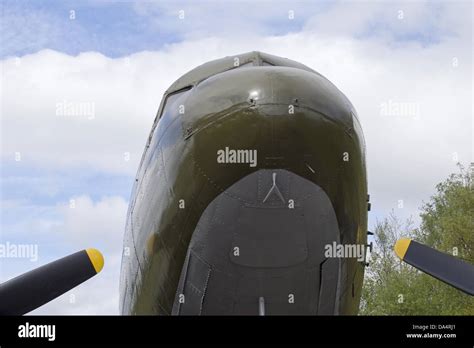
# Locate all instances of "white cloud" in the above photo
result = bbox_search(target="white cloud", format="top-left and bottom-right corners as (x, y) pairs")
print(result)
(131, 0), (320, 39)
(34, 195), (127, 314)
(303, 1), (459, 41)
(0, 195), (127, 314)
(3, 28), (471, 214)
(54, 195), (128, 250)
(1, 50), (158, 176)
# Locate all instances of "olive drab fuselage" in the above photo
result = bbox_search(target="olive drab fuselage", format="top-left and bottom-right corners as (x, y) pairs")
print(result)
(119, 52), (368, 315)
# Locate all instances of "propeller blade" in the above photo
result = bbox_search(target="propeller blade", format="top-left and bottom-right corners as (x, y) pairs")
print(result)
(394, 239), (474, 296)
(0, 248), (104, 315)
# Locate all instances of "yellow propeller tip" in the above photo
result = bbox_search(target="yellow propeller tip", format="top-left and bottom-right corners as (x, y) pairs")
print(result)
(86, 248), (104, 273)
(394, 238), (412, 260)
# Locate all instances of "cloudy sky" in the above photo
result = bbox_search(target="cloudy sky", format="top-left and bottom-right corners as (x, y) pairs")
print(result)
(0, 0), (472, 314)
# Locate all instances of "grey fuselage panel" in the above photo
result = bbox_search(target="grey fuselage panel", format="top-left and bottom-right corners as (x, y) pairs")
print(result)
(173, 169), (341, 315)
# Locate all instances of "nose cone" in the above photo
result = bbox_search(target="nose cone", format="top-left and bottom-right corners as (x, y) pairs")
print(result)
(176, 66), (361, 195)
(181, 66), (354, 136)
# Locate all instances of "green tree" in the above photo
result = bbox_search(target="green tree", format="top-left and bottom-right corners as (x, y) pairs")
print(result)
(360, 164), (474, 315)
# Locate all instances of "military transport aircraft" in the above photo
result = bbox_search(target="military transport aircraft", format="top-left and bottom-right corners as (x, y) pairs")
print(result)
(1, 52), (472, 315)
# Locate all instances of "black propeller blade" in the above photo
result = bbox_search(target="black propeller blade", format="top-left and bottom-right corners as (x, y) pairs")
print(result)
(394, 238), (474, 296)
(0, 248), (104, 315)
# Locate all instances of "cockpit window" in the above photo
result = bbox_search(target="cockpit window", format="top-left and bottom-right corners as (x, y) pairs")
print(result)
(159, 86), (192, 120)
(234, 61), (254, 68)
(146, 86), (192, 150)
(351, 111), (366, 157)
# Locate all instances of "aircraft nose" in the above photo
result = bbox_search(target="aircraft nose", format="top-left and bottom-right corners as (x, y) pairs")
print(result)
(180, 66), (354, 138)
(172, 66), (359, 194)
